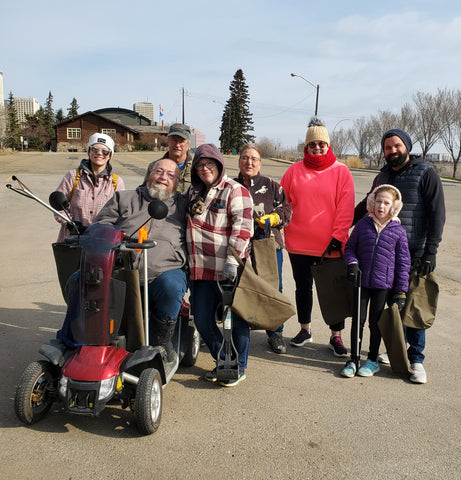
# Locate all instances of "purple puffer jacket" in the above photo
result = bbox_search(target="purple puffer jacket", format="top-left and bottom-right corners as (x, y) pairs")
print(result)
(344, 216), (411, 291)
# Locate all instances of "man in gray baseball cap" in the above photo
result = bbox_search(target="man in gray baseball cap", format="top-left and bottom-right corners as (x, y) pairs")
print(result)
(145, 123), (193, 193)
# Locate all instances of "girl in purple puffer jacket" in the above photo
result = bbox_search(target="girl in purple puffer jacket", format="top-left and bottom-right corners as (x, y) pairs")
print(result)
(341, 184), (411, 378)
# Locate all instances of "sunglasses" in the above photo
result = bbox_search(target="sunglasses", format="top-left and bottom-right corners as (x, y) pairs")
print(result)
(152, 168), (178, 181)
(90, 146), (111, 156)
(307, 141), (328, 149)
(196, 161), (216, 170)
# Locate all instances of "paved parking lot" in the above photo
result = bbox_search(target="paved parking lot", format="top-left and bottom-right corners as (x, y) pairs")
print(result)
(0, 151), (460, 480)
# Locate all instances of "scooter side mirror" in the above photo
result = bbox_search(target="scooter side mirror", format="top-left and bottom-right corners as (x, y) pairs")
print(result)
(148, 199), (168, 220)
(49, 191), (70, 211)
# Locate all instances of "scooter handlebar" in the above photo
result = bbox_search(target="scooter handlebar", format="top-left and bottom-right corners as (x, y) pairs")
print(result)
(120, 240), (156, 251)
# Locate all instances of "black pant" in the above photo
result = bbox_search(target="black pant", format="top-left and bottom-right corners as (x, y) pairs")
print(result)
(289, 253), (344, 331)
(350, 287), (390, 362)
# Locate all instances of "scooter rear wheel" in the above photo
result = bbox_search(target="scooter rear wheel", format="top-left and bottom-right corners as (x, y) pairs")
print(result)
(180, 325), (200, 367)
(135, 368), (163, 435)
(14, 360), (57, 425)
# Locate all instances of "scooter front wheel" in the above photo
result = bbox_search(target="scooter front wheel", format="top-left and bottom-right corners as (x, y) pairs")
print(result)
(14, 360), (58, 425)
(135, 368), (163, 435)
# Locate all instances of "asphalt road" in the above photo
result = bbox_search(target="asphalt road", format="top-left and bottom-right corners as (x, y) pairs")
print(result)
(0, 151), (460, 480)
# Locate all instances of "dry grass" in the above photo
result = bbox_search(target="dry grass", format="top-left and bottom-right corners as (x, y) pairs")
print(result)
(341, 156), (365, 168)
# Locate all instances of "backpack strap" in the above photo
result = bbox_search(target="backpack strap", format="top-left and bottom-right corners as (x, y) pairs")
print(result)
(69, 169), (117, 204)
(68, 167), (82, 203)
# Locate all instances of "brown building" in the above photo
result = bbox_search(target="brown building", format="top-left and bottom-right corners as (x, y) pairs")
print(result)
(54, 108), (200, 152)
(54, 111), (139, 152)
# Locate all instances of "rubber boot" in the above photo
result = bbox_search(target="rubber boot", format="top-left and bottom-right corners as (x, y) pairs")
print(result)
(150, 316), (177, 363)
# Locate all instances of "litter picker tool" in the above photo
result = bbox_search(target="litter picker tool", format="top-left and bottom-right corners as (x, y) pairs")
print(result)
(216, 275), (239, 382)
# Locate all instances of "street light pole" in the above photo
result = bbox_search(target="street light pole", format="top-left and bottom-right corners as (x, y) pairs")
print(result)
(290, 73), (320, 116)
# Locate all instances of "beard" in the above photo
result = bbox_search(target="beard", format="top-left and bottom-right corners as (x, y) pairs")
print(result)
(385, 151), (407, 168)
(148, 183), (173, 201)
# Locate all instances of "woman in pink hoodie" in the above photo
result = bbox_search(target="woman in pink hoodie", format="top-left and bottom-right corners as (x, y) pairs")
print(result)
(281, 117), (355, 356)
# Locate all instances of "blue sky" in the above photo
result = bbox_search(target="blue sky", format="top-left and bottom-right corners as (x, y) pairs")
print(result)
(2, 0), (461, 149)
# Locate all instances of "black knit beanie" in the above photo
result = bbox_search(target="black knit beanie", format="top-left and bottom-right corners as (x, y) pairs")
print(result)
(381, 129), (412, 153)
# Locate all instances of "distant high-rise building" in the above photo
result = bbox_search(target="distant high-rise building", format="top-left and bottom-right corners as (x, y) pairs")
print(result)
(134, 102), (154, 123)
(13, 97), (40, 123)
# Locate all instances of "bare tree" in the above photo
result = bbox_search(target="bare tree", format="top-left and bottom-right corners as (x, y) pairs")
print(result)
(399, 103), (416, 135)
(330, 128), (351, 159)
(350, 117), (379, 168)
(437, 88), (461, 178)
(257, 136), (281, 158)
(411, 91), (441, 158)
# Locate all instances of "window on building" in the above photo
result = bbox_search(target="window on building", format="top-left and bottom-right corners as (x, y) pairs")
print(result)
(67, 128), (81, 139)
(102, 129), (116, 139)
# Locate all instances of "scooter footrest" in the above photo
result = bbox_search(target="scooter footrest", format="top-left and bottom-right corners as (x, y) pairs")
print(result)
(39, 339), (69, 367)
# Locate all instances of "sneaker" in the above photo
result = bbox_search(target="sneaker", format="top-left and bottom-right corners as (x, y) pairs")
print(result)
(358, 359), (380, 377)
(204, 368), (217, 383)
(290, 328), (312, 347)
(377, 352), (390, 364)
(219, 370), (246, 387)
(267, 333), (287, 354)
(341, 361), (357, 378)
(410, 363), (427, 384)
(329, 336), (348, 357)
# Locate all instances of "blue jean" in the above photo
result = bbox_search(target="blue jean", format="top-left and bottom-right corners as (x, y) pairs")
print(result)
(190, 279), (250, 370)
(266, 248), (284, 337)
(405, 326), (425, 364)
(148, 268), (188, 321)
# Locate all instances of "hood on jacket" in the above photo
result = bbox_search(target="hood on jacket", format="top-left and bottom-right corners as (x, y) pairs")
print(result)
(191, 143), (225, 190)
(366, 183), (403, 218)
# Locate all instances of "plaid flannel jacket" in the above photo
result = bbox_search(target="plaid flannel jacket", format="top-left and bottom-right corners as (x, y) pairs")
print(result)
(187, 176), (253, 281)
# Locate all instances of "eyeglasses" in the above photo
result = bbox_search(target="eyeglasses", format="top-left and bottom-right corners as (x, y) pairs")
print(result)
(90, 146), (111, 156)
(196, 161), (216, 170)
(240, 155), (261, 163)
(152, 168), (178, 181)
(307, 141), (328, 149)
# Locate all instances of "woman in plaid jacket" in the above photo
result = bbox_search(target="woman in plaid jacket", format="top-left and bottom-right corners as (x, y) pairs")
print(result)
(187, 143), (253, 387)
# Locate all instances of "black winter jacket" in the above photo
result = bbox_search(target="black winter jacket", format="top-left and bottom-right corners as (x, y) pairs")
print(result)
(354, 156), (445, 258)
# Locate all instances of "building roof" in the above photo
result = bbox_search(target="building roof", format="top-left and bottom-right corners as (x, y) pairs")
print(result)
(54, 111), (138, 133)
(94, 107), (152, 126)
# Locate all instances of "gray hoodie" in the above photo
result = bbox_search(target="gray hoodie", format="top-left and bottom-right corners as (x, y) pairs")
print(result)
(94, 185), (187, 282)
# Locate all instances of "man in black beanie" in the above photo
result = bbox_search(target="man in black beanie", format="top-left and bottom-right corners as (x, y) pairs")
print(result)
(353, 128), (445, 384)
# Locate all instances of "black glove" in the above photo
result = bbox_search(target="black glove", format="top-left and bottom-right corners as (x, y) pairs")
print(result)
(390, 292), (406, 311)
(346, 263), (359, 285)
(323, 237), (342, 256)
(66, 221), (86, 235)
(419, 253), (436, 276)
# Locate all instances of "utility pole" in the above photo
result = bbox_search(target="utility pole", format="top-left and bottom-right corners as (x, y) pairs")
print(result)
(182, 87), (185, 124)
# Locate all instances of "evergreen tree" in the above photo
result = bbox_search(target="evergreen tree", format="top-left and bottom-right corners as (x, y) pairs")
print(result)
(67, 98), (79, 119)
(43, 91), (55, 139)
(4, 92), (22, 149)
(55, 108), (64, 124)
(23, 112), (47, 150)
(219, 69), (255, 153)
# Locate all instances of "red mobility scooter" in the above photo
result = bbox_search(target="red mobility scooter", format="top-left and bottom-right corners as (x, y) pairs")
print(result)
(8, 178), (199, 435)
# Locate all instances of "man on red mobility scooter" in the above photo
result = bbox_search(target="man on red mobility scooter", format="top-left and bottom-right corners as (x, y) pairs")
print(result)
(58, 158), (189, 361)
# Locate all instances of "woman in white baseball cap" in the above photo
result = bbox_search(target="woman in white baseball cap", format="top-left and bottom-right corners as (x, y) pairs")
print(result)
(54, 132), (125, 241)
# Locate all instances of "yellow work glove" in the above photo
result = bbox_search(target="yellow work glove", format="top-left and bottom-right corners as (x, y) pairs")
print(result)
(256, 213), (280, 229)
